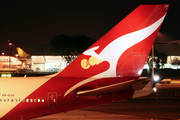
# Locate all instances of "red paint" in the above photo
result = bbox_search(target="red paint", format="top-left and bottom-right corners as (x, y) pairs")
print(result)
(0, 4), (169, 120)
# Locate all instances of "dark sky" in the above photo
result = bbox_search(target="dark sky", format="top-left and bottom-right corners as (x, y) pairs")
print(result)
(0, 0), (180, 54)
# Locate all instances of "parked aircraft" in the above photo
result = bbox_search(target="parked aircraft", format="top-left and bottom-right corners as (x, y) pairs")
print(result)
(16, 47), (29, 58)
(0, 4), (169, 120)
(0, 56), (22, 66)
(0, 56), (22, 73)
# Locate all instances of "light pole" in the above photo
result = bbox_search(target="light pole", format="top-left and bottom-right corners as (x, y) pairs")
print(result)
(8, 40), (12, 68)
(152, 45), (154, 79)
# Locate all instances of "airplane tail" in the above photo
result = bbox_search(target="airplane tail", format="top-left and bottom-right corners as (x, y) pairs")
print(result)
(16, 47), (29, 58)
(57, 4), (169, 78)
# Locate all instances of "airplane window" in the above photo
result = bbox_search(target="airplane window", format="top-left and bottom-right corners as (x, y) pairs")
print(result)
(53, 99), (56, 102)
(11, 99), (13, 102)
(30, 99), (33, 102)
(42, 99), (44, 102)
(23, 99), (25, 102)
(0, 99), (2, 102)
(7, 99), (9, 102)
(34, 99), (36, 102)
(4, 99), (6, 102)
(38, 99), (40, 102)
(19, 99), (21, 102)
(26, 99), (29, 102)
(15, 99), (17, 102)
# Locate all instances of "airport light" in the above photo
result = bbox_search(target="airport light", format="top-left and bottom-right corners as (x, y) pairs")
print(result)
(153, 87), (157, 92)
(1, 74), (6, 77)
(153, 75), (160, 82)
(15, 54), (18, 57)
(2, 52), (4, 56)
(8, 42), (12, 46)
(6, 74), (12, 77)
(1, 74), (12, 77)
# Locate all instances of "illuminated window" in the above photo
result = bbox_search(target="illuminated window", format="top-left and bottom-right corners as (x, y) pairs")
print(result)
(26, 99), (29, 102)
(34, 99), (36, 102)
(38, 99), (40, 102)
(30, 99), (33, 102)
(53, 99), (56, 102)
(42, 99), (44, 102)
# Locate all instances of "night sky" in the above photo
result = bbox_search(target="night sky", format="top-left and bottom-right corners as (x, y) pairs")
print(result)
(0, 0), (180, 54)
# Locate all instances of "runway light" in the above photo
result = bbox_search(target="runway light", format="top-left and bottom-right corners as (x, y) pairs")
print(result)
(153, 75), (160, 82)
(1, 74), (7, 77)
(1, 74), (12, 77)
(6, 74), (12, 77)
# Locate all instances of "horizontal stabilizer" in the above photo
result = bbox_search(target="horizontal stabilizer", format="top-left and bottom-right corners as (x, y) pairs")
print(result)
(77, 77), (150, 97)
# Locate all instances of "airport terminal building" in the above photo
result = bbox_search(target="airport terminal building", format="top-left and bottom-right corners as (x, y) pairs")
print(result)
(29, 44), (69, 72)
(29, 42), (180, 72)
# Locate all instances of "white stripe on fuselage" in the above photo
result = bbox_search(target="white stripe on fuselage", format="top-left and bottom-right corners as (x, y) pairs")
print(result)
(64, 14), (166, 97)
(0, 77), (50, 118)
